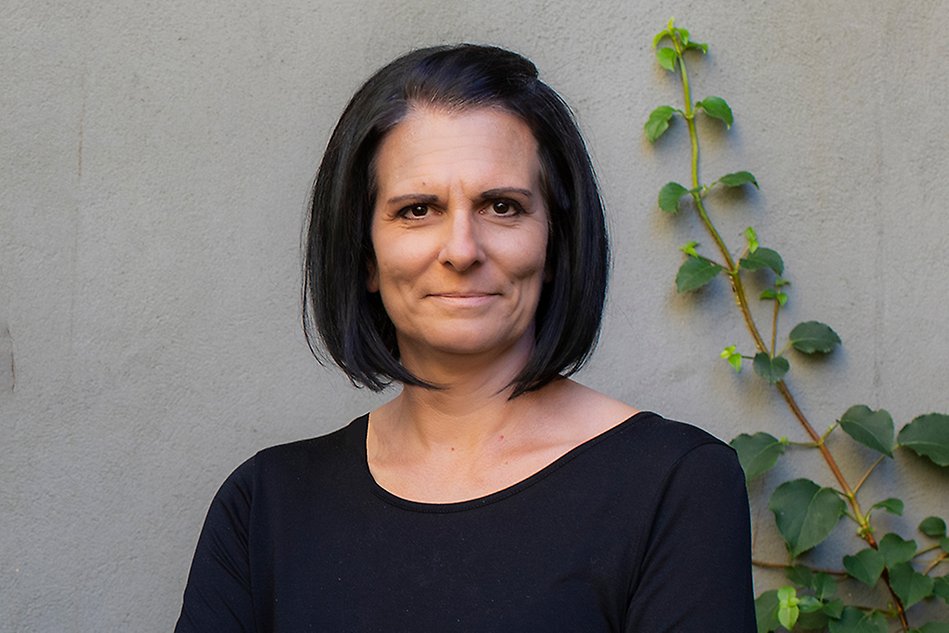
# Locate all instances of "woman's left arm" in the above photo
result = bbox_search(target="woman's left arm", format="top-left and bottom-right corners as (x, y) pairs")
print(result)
(625, 442), (757, 632)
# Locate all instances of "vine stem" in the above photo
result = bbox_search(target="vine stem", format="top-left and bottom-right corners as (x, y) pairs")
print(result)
(752, 559), (847, 577)
(923, 552), (947, 576)
(669, 30), (910, 632)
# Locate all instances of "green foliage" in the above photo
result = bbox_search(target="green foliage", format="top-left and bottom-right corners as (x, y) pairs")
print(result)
(911, 623), (949, 633)
(920, 517), (947, 538)
(644, 18), (949, 633)
(656, 47), (678, 72)
(769, 479), (845, 557)
(645, 106), (677, 142)
(828, 608), (887, 633)
(789, 321), (841, 354)
(675, 256), (721, 292)
(844, 548), (885, 587)
(778, 586), (801, 629)
(869, 497), (903, 517)
(721, 344), (743, 371)
(838, 405), (895, 457)
(658, 181), (689, 212)
(731, 432), (787, 480)
(754, 352), (789, 383)
(760, 288), (789, 306)
(898, 414), (949, 466)
(697, 96), (734, 127)
(720, 170), (759, 188)
(878, 533), (917, 567)
(889, 561), (934, 608)
(741, 247), (785, 275)
(934, 576), (949, 602)
(756, 590), (781, 633)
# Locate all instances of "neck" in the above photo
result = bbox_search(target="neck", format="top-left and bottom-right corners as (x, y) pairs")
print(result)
(372, 333), (550, 453)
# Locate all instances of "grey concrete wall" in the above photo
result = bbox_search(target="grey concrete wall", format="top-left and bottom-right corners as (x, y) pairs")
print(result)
(3, 0), (947, 630)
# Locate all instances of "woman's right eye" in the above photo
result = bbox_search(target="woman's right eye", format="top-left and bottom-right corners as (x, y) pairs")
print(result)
(398, 204), (430, 218)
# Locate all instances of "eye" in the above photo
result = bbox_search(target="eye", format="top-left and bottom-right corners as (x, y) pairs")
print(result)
(488, 199), (523, 216)
(398, 203), (430, 219)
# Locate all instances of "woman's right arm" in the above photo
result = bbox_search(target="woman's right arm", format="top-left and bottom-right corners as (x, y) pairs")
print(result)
(174, 458), (256, 633)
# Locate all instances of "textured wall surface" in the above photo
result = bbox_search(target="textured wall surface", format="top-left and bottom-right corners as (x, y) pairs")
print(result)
(3, 0), (948, 630)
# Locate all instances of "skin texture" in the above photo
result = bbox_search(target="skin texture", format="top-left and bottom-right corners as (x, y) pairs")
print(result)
(366, 106), (637, 503)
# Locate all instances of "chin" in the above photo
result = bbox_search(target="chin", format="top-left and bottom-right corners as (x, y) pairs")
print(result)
(399, 325), (534, 362)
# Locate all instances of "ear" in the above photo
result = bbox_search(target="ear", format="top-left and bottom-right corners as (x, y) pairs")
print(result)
(366, 259), (379, 292)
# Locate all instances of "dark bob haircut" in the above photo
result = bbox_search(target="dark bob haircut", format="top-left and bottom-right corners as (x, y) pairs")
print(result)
(303, 44), (609, 397)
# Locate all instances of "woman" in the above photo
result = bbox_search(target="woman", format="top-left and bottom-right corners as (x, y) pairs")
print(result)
(176, 44), (755, 632)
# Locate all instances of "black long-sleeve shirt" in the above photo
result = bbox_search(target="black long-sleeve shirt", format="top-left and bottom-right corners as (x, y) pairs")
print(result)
(175, 411), (756, 632)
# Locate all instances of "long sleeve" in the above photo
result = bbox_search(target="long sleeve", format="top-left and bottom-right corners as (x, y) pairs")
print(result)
(174, 458), (256, 633)
(624, 442), (756, 632)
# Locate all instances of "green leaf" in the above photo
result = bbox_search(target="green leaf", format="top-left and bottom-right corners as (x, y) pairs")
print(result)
(744, 226), (759, 253)
(785, 565), (813, 587)
(869, 497), (903, 516)
(920, 516), (947, 538)
(820, 599), (844, 619)
(912, 623), (949, 633)
(684, 39), (709, 54)
(789, 321), (842, 355)
(798, 610), (830, 631)
(720, 170), (759, 188)
(679, 241), (699, 257)
(721, 345), (742, 372)
(760, 288), (789, 306)
(769, 478), (846, 557)
(898, 413), (949, 466)
(696, 96), (734, 128)
(741, 247), (784, 275)
(777, 586), (800, 630)
(656, 47), (678, 72)
(730, 432), (787, 481)
(753, 353), (789, 384)
(755, 590), (780, 633)
(843, 548), (885, 587)
(933, 575), (949, 603)
(652, 28), (671, 48)
(942, 536), (949, 553)
(658, 181), (689, 213)
(675, 257), (722, 293)
(645, 105), (677, 142)
(878, 533), (917, 567)
(838, 405), (895, 457)
(889, 562), (934, 608)
(827, 607), (887, 633)
(798, 595), (822, 613)
(811, 573), (836, 600)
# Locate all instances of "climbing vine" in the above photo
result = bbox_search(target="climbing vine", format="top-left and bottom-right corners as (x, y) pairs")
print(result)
(645, 19), (949, 633)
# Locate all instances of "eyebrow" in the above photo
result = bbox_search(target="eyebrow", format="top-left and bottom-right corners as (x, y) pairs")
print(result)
(384, 188), (534, 205)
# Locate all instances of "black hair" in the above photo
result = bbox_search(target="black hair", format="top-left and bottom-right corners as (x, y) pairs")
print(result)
(303, 44), (608, 397)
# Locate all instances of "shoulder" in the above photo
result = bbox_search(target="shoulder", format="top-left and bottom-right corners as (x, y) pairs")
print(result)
(214, 415), (367, 504)
(609, 411), (735, 466)
(574, 411), (745, 510)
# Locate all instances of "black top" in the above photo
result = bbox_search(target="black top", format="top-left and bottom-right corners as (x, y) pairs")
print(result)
(175, 412), (756, 632)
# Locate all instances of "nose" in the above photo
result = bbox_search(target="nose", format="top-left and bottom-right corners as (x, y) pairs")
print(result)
(437, 211), (483, 272)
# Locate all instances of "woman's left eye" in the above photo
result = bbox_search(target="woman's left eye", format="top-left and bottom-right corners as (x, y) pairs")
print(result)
(489, 200), (522, 216)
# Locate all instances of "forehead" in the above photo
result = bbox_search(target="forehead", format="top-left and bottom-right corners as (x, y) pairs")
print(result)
(372, 106), (542, 192)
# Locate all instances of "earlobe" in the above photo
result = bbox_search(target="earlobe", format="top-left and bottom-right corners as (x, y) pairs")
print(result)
(366, 260), (379, 292)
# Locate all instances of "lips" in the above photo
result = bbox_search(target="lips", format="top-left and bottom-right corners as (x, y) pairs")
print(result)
(427, 292), (500, 307)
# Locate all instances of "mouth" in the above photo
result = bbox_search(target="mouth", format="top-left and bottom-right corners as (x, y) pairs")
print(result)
(427, 292), (500, 306)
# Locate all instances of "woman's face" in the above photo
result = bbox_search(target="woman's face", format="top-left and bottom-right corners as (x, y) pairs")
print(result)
(368, 106), (549, 368)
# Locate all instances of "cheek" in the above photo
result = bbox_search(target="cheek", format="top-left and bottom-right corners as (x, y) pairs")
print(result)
(510, 229), (549, 282)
